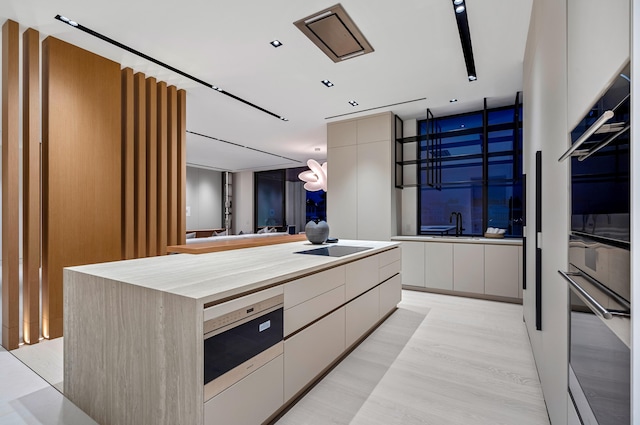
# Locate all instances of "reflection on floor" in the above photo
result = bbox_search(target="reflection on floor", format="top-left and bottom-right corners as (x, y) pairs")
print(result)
(1, 290), (549, 425)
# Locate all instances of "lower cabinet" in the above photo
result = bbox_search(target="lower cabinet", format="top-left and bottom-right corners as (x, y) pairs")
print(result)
(345, 287), (380, 347)
(484, 244), (519, 298)
(400, 241), (425, 287)
(379, 274), (402, 318)
(453, 243), (484, 294)
(284, 307), (346, 402)
(204, 355), (284, 425)
(425, 242), (453, 290)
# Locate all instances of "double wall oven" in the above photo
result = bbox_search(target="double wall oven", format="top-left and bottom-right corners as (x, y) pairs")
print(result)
(559, 63), (631, 425)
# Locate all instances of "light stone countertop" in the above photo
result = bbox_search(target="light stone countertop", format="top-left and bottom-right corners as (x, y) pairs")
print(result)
(65, 240), (399, 306)
(391, 235), (523, 246)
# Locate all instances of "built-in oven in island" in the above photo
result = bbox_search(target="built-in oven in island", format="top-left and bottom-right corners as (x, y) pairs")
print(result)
(203, 287), (284, 403)
(559, 62), (631, 425)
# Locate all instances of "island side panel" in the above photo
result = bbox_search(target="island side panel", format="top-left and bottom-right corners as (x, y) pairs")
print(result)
(64, 269), (202, 425)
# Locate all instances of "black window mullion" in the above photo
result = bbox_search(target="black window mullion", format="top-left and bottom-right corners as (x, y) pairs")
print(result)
(482, 98), (489, 234)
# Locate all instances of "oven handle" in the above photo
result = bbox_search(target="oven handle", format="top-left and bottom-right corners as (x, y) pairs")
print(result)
(559, 270), (612, 319)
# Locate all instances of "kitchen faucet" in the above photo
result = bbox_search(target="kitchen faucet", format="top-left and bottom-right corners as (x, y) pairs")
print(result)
(449, 211), (464, 236)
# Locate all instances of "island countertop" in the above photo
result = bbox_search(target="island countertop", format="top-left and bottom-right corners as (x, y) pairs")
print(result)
(65, 239), (399, 305)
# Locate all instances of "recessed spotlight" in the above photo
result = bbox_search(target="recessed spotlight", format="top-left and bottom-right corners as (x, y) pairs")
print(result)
(453, 0), (464, 5)
(212, 86), (224, 92)
(270, 40), (283, 48)
(315, 147), (321, 152)
(468, 75), (477, 81)
(450, 99), (458, 103)
(59, 15), (70, 22)
(455, 5), (465, 13)
(321, 79), (334, 87)
(348, 100), (358, 106)
(280, 116), (289, 121)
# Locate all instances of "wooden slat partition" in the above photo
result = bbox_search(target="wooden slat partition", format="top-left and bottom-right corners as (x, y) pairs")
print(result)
(167, 85), (178, 246)
(22, 27), (41, 345)
(146, 77), (158, 256)
(156, 82), (168, 255)
(134, 73), (147, 258)
(122, 68), (135, 260)
(177, 89), (187, 245)
(43, 37), (122, 339)
(2, 19), (20, 350)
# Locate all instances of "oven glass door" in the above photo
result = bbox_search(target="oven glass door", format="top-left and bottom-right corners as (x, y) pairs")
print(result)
(204, 307), (283, 385)
(569, 290), (630, 425)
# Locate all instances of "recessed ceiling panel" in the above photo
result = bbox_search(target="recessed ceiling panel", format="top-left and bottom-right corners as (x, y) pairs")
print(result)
(294, 3), (374, 63)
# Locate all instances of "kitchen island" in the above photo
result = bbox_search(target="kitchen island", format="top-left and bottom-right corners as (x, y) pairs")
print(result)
(64, 239), (401, 425)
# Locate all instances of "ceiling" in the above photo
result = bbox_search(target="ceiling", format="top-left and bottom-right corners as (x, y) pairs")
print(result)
(1, 0), (533, 172)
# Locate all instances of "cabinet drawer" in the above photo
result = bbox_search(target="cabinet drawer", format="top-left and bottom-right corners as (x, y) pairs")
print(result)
(284, 266), (345, 308)
(284, 307), (346, 402)
(379, 259), (401, 283)
(379, 274), (401, 318)
(345, 255), (379, 301)
(284, 285), (345, 336)
(378, 247), (401, 268)
(204, 355), (283, 425)
(345, 287), (380, 348)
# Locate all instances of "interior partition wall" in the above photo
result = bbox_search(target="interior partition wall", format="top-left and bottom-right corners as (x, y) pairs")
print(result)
(1, 20), (187, 348)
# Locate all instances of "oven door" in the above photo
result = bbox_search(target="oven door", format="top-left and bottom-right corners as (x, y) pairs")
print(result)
(203, 295), (283, 402)
(561, 268), (630, 425)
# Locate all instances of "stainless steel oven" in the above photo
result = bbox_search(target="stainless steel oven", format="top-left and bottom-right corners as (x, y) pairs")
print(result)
(559, 62), (631, 425)
(203, 288), (284, 402)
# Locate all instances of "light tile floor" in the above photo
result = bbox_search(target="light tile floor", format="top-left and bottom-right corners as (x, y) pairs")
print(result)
(1, 290), (550, 425)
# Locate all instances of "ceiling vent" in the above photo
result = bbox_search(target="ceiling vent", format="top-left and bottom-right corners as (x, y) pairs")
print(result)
(294, 4), (374, 63)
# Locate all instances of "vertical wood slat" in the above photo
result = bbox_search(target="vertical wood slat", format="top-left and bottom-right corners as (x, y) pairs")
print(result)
(177, 89), (187, 245)
(122, 68), (135, 260)
(22, 27), (41, 345)
(156, 82), (168, 255)
(43, 37), (122, 339)
(146, 77), (158, 257)
(167, 85), (178, 246)
(2, 19), (20, 350)
(134, 73), (147, 258)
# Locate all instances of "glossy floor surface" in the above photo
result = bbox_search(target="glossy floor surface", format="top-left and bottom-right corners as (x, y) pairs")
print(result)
(1, 290), (549, 424)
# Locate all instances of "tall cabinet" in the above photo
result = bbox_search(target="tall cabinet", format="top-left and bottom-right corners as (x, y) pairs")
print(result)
(327, 112), (399, 241)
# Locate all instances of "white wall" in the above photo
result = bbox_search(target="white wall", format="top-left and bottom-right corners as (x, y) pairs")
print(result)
(185, 166), (222, 230)
(523, 1), (630, 424)
(522, 1), (569, 424)
(232, 171), (254, 235)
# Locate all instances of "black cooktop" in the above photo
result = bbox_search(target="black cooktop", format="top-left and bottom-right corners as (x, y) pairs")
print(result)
(295, 245), (372, 257)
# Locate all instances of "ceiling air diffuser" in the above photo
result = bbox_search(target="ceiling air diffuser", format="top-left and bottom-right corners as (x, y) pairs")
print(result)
(294, 4), (374, 63)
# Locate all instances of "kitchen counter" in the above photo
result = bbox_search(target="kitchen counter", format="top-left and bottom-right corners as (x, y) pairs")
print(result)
(392, 235), (522, 246)
(63, 239), (401, 425)
(66, 239), (397, 306)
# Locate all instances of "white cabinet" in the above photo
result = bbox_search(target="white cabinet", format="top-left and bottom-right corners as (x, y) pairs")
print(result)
(400, 241), (425, 287)
(346, 287), (380, 347)
(204, 355), (283, 425)
(357, 140), (392, 241)
(453, 244), (484, 294)
(327, 145), (358, 239)
(379, 274), (402, 318)
(345, 254), (379, 301)
(518, 245), (523, 299)
(484, 245), (519, 298)
(284, 307), (346, 402)
(425, 242), (453, 290)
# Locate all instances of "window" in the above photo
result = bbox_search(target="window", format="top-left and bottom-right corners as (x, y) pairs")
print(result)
(418, 101), (523, 237)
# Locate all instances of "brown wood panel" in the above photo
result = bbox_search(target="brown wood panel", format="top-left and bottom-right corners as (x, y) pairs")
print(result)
(156, 82), (168, 255)
(121, 68), (135, 260)
(22, 27), (41, 345)
(145, 77), (158, 257)
(2, 19), (20, 350)
(42, 37), (122, 339)
(134, 72), (147, 258)
(167, 85), (178, 246)
(167, 234), (307, 254)
(177, 89), (187, 245)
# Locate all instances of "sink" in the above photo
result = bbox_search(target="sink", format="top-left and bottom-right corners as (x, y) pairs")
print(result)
(295, 245), (373, 258)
